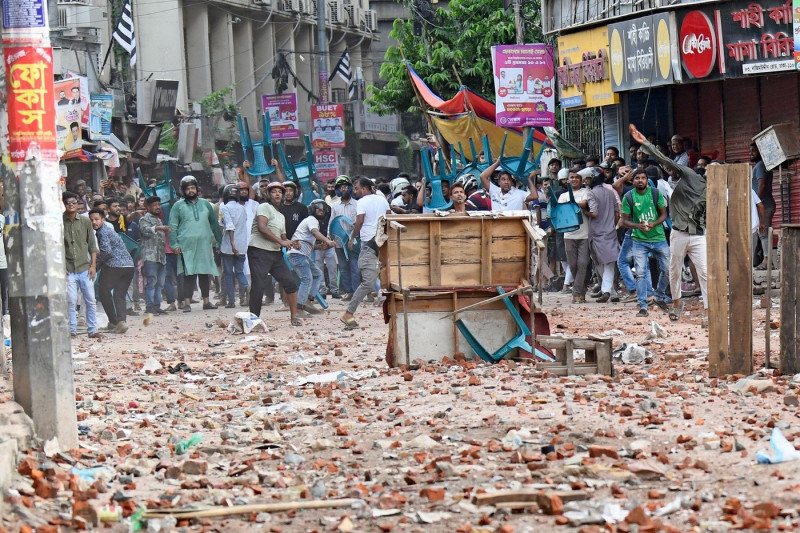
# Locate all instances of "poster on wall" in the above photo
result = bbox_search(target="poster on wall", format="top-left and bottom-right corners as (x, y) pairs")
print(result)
(491, 44), (555, 127)
(677, 0), (796, 80)
(54, 78), (85, 152)
(794, 0), (800, 69)
(311, 104), (345, 149)
(5, 46), (58, 162)
(261, 93), (299, 140)
(89, 94), (113, 141)
(314, 149), (338, 182)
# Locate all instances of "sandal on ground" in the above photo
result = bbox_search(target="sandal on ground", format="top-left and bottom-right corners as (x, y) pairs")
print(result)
(669, 307), (681, 321)
(340, 316), (358, 330)
(291, 317), (303, 327)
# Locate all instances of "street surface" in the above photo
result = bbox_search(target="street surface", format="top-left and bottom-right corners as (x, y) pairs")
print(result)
(1, 289), (796, 533)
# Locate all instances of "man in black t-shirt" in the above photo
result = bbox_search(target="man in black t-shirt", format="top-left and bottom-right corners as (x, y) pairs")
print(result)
(279, 181), (308, 238)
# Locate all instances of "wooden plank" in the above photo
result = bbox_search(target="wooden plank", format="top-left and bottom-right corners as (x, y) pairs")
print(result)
(429, 220), (442, 286)
(706, 164), (730, 377)
(489, 261), (528, 285)
(490, 236), (528, 261)
(780, 225), (800, 374)
(593, 338), (613, 376)
(472, 489), (588, 505)
(726, 163), (754, 375)
(565, 338), (575, 375)
(481, 219), (492, 284)
(439, 220), (482, 239)
(452, 292), (459, 354)
(440, 263), (482, 286)
(536, 364), (602, 376)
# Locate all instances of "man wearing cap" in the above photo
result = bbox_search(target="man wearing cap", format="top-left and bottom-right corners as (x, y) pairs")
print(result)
(586, 168), (620, 303)
(140, 196), (170, 314)
(247, 181), (302, 326)
(559, 171), (591, 302)
(329, 175), (359, 300)
(479, 158), (538, 211)
(170, 176), (222, 312)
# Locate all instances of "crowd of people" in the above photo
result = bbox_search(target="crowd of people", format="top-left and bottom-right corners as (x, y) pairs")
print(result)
(60, 122), (774, 338)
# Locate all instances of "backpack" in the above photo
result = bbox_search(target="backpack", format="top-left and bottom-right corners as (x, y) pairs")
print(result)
(624, 187), (672, 230)
(548, 183), (583, 234)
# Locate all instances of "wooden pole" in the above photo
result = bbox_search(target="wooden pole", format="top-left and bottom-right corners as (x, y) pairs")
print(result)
(765, 226), (774, 369)
(442, 286), (532, 320)
(143, 498), (359, 519)
(780, 224), (800, 375)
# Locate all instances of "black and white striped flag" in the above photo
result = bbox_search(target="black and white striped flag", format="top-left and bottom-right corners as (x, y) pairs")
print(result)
(329, 51), (354, 100)
(112, 0), (137, 67)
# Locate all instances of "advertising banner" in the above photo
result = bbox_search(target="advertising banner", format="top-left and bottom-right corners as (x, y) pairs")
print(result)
(794, 0), (800, 69)
(556, 27), (619, 109)
(311, 103), (345, 149)
(261, 93), (299, 140)
(677, 0), (795, 80)
(5, 45), (58, 162)
(608, 13), (677, 91)
(491, 44), (555, 127)
(314, 149), (338, 182)
(53, 77), (86, 152)
(89, 94), (113, 141)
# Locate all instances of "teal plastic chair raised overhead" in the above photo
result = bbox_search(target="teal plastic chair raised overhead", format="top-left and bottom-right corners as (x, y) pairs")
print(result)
(239, 113), (277, 177)
(456, 286), (555, 364)
(277, 135), (322, 207)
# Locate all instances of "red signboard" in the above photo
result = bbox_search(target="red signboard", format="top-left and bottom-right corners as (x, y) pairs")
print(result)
(311, 104), (345, 149)
(680, 10), (719, 79)
(4, 46), (58, 162)
(314, 149), (338, 182)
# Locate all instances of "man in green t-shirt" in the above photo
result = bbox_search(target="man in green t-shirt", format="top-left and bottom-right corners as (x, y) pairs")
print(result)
(620, 169), (671, 317)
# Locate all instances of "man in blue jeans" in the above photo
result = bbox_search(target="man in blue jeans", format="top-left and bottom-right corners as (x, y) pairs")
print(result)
(219, 184), (250, 309)
(63, 192), (101, 339)
(286, 200), (336, 317)
(139, 196), (169, 314)
(620, 169), (671, 317)
(329, 175), (360, 300)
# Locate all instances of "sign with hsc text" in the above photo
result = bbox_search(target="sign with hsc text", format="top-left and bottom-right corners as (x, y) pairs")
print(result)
(491, 44), (555, 127)
(261, 93), (299, 140)
(311, 104), (345, 149)
(314, 149), (338, 182)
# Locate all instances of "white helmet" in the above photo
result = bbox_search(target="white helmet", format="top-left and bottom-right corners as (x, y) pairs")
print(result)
(390, 177), (410, 198)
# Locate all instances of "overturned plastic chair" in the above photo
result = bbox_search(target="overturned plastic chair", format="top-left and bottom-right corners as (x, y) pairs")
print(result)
(421, 144), (456, 210)
(239, 113), (276, 177)
(138, 165), (177, 221)
(481, 130), (544, 188)
(281, 248), (328, 309)
(277, 135), (322, 207)
(456, 286), (554, 364)
(454, 138), (491, 184)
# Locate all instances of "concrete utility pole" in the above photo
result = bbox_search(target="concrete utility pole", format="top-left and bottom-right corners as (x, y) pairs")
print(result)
(317, 0), (329, 104)
(2, 0), (79, 448)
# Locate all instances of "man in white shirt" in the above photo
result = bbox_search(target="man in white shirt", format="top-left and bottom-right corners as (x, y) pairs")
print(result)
(479, 158), (538, 211)
(329, 175), (359, 300)
(341, 177), (389, 329)
(220, 185), (250, 309)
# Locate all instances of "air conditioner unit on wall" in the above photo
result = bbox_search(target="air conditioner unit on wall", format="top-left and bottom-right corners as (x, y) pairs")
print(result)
(280, 0), (300, 12)
(344, 4), (361, 27)
(253, 0), (275, 6)
(301, 0), (316, 16)
(364, 9), (377, 31)
(329, 0), (345, 24)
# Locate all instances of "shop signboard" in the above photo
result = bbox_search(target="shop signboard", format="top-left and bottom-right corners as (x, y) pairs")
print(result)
(608, 13), (677, 91)
(794, 0), (800, 69)
(556, 27), (619, 109)
(491, 44), (556, 127)
(677, 0), (795, 80)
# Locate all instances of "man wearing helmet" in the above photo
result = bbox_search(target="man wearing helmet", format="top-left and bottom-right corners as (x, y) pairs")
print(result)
(288, 200), (337, 317)
(248, 181), (303, 326)
(219, 184), (250, 309)
(169, 176), (223, 312)
(329, 175), (359, 300)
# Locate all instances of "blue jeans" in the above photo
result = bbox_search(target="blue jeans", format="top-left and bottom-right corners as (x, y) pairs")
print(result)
(222, 254), (248, 303)
(165, 253), (181, 304)
(288, 253), (322, 307)
(142, 261), (166, 310)
(335, 247), (360, 294)
(618, 231), (653, 296)
(67, 270), (97, 334)
(632, 240), (672, 310)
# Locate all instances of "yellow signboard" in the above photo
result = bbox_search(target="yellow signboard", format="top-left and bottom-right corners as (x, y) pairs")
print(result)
(556, 26), (619, 109)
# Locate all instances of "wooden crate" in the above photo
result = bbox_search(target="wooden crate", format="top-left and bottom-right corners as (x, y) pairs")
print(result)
(380, 214), (532, 290)
(534, 335), (613, 376)
(386, 288), (529, 367)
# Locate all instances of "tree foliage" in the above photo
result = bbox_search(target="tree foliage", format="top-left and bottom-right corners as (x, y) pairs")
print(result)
(366, 0), (545, 116)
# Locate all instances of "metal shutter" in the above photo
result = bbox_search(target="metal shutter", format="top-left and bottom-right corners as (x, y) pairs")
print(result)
(627, 87), (671, 144)
(601, 105), (620, 160)
(672, 84), (700, 152)
(723, 78), (760, 164)
(697, 82), (724, 161)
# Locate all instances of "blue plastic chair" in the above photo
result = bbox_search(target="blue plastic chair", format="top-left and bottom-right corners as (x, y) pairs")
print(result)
(480, 130), (546, 189)
(454, 138), (491, 184)
(421, 145), (455, 211)
(281, 248), (328, 309)
(238, 113), (277, 177)
(277, 136), (322, 207)
(456, 286), (555, 363)
(329, 215), (360, 261)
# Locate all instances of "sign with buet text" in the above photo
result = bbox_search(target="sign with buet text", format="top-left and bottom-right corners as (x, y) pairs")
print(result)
(311, 104), (345, 149)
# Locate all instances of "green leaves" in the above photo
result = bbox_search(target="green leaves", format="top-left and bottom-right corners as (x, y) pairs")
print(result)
(366, 0), (545, 116)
